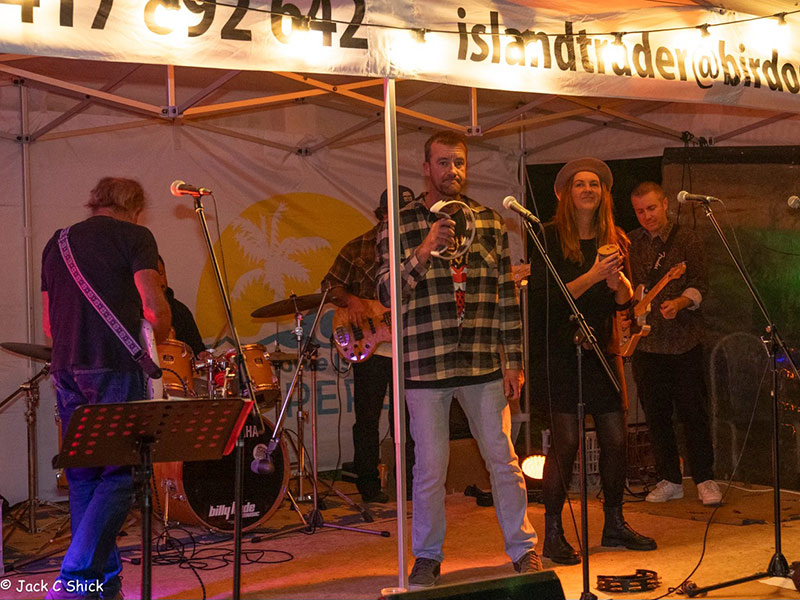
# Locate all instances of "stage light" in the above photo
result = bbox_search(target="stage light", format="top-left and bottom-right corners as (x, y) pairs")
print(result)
(521, 454), (545, 481)
(776, 12), (788, 26)
(520, 454), (545, 503)
(698, 23), (710, 37)
(152, 0), (190, 31)
(389, 28), (431, 73)
(602, 35), (628, 68)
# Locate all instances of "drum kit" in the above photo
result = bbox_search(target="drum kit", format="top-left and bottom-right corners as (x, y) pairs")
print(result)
(0, 288), (380, 537)
(154, 339), (284, 409)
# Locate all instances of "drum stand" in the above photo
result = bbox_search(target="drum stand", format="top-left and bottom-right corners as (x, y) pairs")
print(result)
(0, 364), (69, 537)
(255, 293), (389, 539)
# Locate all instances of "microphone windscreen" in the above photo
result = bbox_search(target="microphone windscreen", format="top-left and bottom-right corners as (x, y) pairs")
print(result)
(788, 195), (800, 209)
(170, 180), (185, 197)
(502, 195), (516, 209)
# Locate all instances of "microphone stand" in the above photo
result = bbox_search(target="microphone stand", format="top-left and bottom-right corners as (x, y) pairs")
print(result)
(253, 291), (388, 539)
(684, 200), (797, 597)
(189, 193), (265, 600)
(521, 218), (620, 600)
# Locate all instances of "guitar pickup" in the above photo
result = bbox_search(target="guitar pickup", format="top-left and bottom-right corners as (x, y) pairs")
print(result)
(335, 327), (350, 345)
(366, 318), (377, 335)
(352, 325), (364, 341)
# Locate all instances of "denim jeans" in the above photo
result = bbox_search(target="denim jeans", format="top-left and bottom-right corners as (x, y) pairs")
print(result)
(405, 379), (536, 563)
(52, 369), (144, 599)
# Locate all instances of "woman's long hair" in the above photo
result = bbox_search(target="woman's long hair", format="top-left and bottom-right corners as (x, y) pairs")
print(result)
(554, 175), (629, 265)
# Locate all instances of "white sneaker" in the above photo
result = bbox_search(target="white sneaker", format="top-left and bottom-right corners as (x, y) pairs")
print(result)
(697, 480), (723, 506)
(646, 479), (684, 503)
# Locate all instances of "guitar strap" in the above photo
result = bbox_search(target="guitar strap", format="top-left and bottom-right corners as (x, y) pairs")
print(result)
(645, 223), (679, 290)
(57, 227), (162, 379)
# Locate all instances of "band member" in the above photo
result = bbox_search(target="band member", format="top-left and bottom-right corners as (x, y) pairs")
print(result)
(629, 182), (721, 505)
(530, 158), (656, 565)
(322, 187), (416, 504)
(41, 177), (170, 600)
(157, 255), (209, 358)
(376, 131), (538, 587)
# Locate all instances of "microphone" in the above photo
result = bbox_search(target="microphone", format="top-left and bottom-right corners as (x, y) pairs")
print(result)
(502, 195), (541, 224)
(250, 443), (275, 475)
(170, 180), (212, 197)
(677, 190), (719, 204)
(788, 196), (800, 209)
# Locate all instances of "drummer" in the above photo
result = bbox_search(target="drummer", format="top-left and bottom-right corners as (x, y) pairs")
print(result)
(157, 255), (210, 359)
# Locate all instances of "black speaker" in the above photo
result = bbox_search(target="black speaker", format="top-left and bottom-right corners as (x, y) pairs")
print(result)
(382, 571), (566, 600)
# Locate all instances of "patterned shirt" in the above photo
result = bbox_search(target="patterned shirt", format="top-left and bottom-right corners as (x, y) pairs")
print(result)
(376, 196), (523, 385)
(322, 223), (380, 300)
(629, 219), (708, 355)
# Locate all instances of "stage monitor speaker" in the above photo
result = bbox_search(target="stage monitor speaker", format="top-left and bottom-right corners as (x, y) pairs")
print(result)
(382, 571), (565, 600)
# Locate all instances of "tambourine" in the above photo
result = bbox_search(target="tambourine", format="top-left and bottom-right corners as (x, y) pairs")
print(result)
(429, 199), (476, 260)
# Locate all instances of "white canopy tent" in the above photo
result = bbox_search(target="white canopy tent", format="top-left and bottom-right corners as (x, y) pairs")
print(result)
(3, 0), (800, 590)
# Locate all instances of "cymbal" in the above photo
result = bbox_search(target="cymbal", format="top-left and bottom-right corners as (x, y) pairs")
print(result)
(268, 351), (298, 362)
(251, 293), (325, 319)
(1, 342), (52, 362)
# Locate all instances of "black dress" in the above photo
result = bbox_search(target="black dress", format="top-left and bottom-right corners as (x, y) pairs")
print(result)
(529, 223), (623, 415)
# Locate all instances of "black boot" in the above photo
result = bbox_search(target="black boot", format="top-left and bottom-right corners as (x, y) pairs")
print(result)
(542, 513), (581, 565)
(601, 505), (657, 551)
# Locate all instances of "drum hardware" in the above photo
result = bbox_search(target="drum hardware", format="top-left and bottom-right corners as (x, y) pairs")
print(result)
(252, 291), (389, 538)
(0, 343), (69, 537)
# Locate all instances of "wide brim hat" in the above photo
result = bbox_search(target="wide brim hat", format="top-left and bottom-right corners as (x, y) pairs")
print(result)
(554, 157), (613, 198)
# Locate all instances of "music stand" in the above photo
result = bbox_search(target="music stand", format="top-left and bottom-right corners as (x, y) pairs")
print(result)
(53, 398), (252, 600)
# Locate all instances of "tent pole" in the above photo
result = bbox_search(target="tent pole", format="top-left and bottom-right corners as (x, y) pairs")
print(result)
(518, 124), (531, 456)
(19, 82), (35, 353)
(383, 76), (408, 592)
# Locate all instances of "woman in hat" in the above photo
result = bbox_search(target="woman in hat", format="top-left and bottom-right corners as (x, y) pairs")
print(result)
(530, 157), (656, 565)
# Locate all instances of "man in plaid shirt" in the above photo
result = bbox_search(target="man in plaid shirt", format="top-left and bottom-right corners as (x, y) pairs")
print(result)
(376, 131), (539, 587)
(323, 187), (415, 504)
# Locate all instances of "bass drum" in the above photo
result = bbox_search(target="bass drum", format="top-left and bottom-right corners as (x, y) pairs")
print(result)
(153, 415), (289, 532)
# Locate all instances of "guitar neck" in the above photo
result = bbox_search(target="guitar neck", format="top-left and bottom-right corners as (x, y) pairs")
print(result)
(635, 265), (685, 316)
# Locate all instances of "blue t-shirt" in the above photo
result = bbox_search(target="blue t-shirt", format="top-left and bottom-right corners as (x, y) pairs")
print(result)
(41, 215), (159, 371)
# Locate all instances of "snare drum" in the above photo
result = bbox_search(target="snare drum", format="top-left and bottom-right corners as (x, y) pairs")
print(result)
(157, 339), (195, 396)
(153, 415), (289, 532)
(225, 344), (280, 407)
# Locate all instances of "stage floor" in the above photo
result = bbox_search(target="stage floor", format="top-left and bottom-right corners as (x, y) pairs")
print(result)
(3, 479), (800, 599)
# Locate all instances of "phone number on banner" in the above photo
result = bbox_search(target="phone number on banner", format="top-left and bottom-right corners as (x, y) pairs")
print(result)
(3, 0), (369, 49)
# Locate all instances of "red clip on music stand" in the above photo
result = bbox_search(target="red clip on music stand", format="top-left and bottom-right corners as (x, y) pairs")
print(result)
(53, 398), (252, 600)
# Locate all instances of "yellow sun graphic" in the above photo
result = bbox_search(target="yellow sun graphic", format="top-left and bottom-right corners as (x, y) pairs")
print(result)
(195, 193), (374, 342)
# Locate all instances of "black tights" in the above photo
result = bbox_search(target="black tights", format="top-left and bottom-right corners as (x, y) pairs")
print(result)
(542, 410), (627, 513)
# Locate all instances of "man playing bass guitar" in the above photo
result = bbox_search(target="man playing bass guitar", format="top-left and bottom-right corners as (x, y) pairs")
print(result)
(322, 186), (415, 504)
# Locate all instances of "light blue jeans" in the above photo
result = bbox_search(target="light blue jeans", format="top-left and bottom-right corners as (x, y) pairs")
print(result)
(406, 378), (536, 563)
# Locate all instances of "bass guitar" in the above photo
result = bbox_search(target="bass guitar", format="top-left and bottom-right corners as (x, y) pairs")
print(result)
(332, 299), (391, 363)
(615, 261), (687, 357)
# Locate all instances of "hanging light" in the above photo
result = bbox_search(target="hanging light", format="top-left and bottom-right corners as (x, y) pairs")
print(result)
(697, 23), (711, 37)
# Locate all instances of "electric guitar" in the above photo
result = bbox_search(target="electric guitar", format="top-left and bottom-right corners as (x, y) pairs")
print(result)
(332, 300), (391, 363)
(615, 261), (687, 357)
(140, 319), (164, 399)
